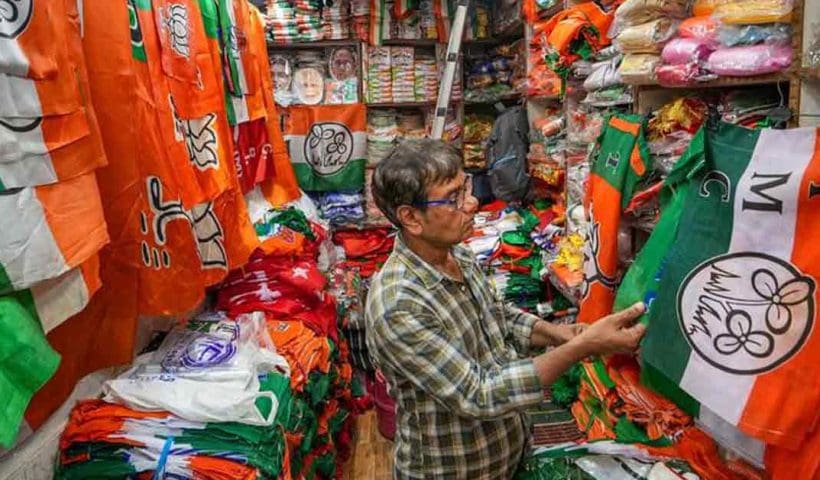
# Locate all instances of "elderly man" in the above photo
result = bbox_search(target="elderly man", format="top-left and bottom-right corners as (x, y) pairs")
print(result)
(365, 139), (646, 480)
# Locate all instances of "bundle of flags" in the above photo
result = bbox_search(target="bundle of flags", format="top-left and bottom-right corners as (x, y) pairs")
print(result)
(1, 0), (302, 449)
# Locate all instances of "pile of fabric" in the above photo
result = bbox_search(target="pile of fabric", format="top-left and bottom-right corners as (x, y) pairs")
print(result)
(365, 46), (440, 104)
(266, 0), (301, 43)
(266, 0), (354, 43)
(533, 2), (615, 83)
(365, 47), (393, 104)
(312, 193), (366, 227)
(332, 227), (395, 280)
(366, 109), (399, 166)
(391, 47), (416, 103)
(414, 51), (439, 102)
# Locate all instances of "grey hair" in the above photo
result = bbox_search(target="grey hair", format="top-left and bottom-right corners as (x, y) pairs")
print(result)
(372, 138), (462, 227)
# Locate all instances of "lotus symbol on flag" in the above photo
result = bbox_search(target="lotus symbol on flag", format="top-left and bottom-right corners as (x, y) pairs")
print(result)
(580, 206), (617, 300)
(164, 4), (191, 58)
(304, 122), (353, 176)
(0, 0), (33, 39)
(678, 252), (816, 375)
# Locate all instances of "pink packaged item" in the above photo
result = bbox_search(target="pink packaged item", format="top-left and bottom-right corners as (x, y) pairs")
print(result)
(662, 38), (715, 65)
(706, 44), (793, 76)
(656, 62), (700, 86)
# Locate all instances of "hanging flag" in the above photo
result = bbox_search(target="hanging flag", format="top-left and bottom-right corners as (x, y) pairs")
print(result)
(433, 0), (455, 43)
(369, 0), (391, 45)
(642, 123), (820, 449)
(0, 172), (109, 295)
(393, 0), (420, 20)
(578, 114), (648, 324)
(283, 104), (367, 193)
(0, 297), (61, 448)
(0, 0), (61, 79)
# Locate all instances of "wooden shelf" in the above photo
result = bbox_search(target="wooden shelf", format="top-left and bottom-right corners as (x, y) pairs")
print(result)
(266, 39), (361, 49)
(800, 67), (820, 81)
(381, 38), (439, 47)
(629, 72), (793, 89)
(366, 101), (436, 108)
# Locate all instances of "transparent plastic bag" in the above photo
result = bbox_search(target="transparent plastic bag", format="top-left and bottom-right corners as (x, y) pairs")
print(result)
(712, 0), (794, 25)
(584, 55), (624, 91)
(662, 37), (716, 64)
(609, 0), (692, 38)
(678, 15), (719, 43)
(614, 18), (680, 54)
(619, 54), (661, 84)
(718, 23), (792, 47)
(706, 44), (793, 76)
(103, 312), (289, 426)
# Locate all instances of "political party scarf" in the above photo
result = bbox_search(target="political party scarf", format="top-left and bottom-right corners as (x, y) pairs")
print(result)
(283, 104), (367, 192)
(537, 2), (613, 81)
(642, 123), (820, 449)
(0, 172), (108, 294)
(0, 1), (107, 190)
(578, 114), (648, 324)
(368, 0), (391, 45)
(0, 297), (60, 448)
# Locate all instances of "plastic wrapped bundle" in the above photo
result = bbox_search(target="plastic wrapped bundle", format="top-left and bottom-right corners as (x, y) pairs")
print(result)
(614, 18), (679, 54)
(718, 23), (792, 47)
(712, 0), (794, 25)
(706, 44), (793, 76)
(583, 55), (623, 91)
(608, 0), (691, 38)
(661, 38), (715, 64)
(655, 62), (701, 86)
(619, 53), (661, 84)
(678, 16), (719, 43)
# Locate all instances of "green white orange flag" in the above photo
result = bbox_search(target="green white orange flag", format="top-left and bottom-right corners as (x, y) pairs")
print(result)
(284, 104), (367, 192)
(642, 123), (820, 449)
(0, 172), (109, 294)
(578, 114), (648, 324)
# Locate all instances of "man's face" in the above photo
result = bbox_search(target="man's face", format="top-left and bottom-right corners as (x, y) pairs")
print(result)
(414, 172), (478, 247)
(331, 48), (356, 80)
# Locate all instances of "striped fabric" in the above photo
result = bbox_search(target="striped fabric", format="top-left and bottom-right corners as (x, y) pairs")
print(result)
(366, 235), (545, 479)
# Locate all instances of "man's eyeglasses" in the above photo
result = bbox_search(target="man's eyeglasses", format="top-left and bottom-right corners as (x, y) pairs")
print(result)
(413, 174), (473, 210)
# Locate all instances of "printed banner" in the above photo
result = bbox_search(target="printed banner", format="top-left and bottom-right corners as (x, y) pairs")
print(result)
(578, 114), (648, 323)
(642, 123), (820, 449)
(283, 104), (367, 193)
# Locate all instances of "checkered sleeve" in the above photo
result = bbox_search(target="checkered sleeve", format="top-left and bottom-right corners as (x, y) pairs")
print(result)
(370, 308), (544, 419)
(501, 304), (541, 355)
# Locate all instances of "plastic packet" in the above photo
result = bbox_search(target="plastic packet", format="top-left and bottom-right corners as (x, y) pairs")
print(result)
(662, 37), (716, 64)
(614, 18), (680, 54)
(584, 55), (623, 91)
(609, 0), (692, 38)
(712, 0), (794, 25)
(619, 54), (661, 84)
(692, 0), (719, 16)
(582, 86), (634, 107)
(718, 23), (793, 47)
(706, 44), (793, 76)
(678, 15), (719, 43)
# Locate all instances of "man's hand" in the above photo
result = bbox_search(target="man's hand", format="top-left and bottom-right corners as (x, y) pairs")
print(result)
(539, 321), (587, 345)
(570, 302), (647, 357)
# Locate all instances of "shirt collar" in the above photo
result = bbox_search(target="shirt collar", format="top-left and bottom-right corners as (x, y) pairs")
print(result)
(394, 233), (472, 289)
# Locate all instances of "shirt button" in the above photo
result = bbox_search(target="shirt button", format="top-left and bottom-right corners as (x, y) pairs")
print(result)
(460, 285), (466, 292)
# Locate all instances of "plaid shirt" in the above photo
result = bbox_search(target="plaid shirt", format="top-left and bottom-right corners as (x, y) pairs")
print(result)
(365, 235), (544, 480)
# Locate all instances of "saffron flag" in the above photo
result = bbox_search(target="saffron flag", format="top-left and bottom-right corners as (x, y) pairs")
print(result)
(0, 0), (61, 79)
(642, 123), (820, 449)
(284, 104), (367, 193)
(578, 114), (648, 324)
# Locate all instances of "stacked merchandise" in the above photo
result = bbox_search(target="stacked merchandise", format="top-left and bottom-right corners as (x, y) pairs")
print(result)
(313, 193), (366, 227)
(267, 0), (301, 43)
(463, 114), (494, 170)
(2, 0), (303, 450)
(351, 0), (371, 41)
(333, 228), (395, 280)
(391, 48), (416, 103)
(293, 0), (326, 42)
(414, 51), (439, 102)
(608, 0), (688, 85)
(527, 106), (565, 207)
(321, 0), (352, 40)
(366, 110), (399, 166)
(526, 32), (563, 98)
(464, 0), (492, 41)
(397, 111), (427, 139)
(365, 47), (393, 104)
(465, 41), (527, 103)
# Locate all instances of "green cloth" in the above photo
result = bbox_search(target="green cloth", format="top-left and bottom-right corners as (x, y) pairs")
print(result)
(0, 297), (60, 448)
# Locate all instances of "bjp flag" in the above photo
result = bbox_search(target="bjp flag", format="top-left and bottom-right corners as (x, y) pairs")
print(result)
(578, 114), (648, 324)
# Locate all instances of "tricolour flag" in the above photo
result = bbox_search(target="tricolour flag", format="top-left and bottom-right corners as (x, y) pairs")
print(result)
(284, 104), (367, 193)
(0, 172), (109, 295)
(642, 123), (820, 449)
(578, 114), (648, 324)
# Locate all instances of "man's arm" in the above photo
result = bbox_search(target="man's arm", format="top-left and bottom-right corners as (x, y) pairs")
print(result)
(498, 302), (585, 353)
(368, 303), (646, 420)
